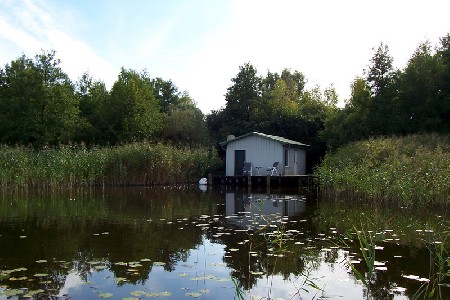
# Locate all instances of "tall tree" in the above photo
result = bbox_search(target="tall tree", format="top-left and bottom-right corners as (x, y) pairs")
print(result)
(108, 68), (163, 144)
(365, 43), (399, 135)
(151, 77), (181, 114)
(75, 72), (111, 145)
(435, 33), (450, 132)
(397, 41), (443, 133)
(0, 50), (79, 147)
(322, 77), (372, 148)
(223, 63), (261, 136)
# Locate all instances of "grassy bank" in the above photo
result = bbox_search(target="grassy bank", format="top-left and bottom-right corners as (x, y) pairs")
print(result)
(315, 134), (449, 207)
(0, 142), (221, 189)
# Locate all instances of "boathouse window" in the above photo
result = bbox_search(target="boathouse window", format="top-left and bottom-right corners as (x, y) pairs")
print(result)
(284, 149), (289, 167)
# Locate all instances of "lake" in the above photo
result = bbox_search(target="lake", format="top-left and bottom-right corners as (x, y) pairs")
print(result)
(0, 186), (447, 299)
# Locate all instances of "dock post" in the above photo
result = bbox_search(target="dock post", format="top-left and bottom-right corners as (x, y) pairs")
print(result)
(266, 174), (270, 191)
(247, 175), (252, 189)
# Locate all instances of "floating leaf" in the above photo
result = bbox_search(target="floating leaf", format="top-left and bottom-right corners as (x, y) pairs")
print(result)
(215, 277), (230, 282)
(14, 267), (27, 272)
(128, 263), (142, 268)
(391, 287), (407, 293)
(36, 260), (47, 263)
(3, 289), (24, 296)
(130, 290), (147, 297)
(185, 292), (202, 298)
(250, 271), (264, 275)
(98, 292), (113, 298)
(127, 268), (139, 273)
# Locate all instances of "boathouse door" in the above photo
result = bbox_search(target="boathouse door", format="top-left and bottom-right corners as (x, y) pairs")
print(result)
(293, 150), (299, 175)
(234, 150), (246, 176)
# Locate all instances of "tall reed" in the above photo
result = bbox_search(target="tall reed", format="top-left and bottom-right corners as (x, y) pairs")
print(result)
(0, 142), (220, 190)
(315, 134), (449, 207)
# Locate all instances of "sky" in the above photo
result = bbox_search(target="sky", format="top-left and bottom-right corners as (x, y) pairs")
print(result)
(0, 0), (449, 113)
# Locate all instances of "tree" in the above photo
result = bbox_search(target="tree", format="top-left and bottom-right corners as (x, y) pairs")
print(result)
(435, 33), (450, 132)
(223, 63), (261, 136)
(108, 68), (163, 144)
(75, 72), (111, 145)
(365, 43), (399, 135)
(322, 78), (372, 148)
(0, 50), (79, 147)
(151, 77), (182, 114)
(397, 41), (443, 133)
(162, 107), (210, 147)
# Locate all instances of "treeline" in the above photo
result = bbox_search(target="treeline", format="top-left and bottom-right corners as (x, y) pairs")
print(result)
(0, 50), (209, 148)
(207, 33), (450, 169)
(0, 33), (449, 168)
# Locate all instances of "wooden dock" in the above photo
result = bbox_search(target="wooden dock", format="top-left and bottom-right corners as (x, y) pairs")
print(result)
(209, 174), (318, 194)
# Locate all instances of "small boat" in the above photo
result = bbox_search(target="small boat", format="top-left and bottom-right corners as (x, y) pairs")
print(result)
(198, 178), (207, 185)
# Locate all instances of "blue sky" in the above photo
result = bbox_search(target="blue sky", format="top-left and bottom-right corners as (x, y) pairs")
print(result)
(1, 0), (449, 113)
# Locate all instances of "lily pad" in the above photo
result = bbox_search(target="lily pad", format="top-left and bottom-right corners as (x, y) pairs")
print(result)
(36, 260), (47, 263)
(115, 277), (128, 284)
(140, 258), (151, 262)
(185, 292), (202, 298)
(3, 289), (24, 296)
(34, 273), (48, 277)
(98, 292), (113, 298)
(130, 290), (147, 297)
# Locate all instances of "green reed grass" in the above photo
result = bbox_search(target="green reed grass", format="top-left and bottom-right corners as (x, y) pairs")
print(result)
(0, 142), (220, 190)
(315, 133), (449, 207)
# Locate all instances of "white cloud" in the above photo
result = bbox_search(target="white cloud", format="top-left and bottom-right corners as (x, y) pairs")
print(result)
(0, 0), (118, 85)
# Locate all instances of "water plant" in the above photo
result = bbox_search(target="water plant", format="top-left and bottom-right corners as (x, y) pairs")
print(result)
(413, 222), (449, 300)
(344, 226), (376, 288)
(315, 133), (449, 207)
(0, 142), (220, 189)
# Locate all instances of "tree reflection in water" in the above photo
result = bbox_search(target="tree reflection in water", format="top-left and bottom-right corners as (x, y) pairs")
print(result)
(0, 187), (447, 299)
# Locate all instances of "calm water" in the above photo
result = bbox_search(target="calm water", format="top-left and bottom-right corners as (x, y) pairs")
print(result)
(0, 186), (447, 299)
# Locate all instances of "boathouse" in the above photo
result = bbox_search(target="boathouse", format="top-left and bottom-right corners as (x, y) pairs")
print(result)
(219, 132), (309, 176)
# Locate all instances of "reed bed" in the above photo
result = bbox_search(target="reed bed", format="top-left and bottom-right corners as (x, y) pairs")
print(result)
(0, 143), (221, 190)
(315, 134), (449, 207)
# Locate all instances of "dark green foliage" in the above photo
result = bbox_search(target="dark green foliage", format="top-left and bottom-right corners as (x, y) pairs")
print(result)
(0, 52), (210, 149)
(0, 50), (79, 147)
(322, 33), (450, 149)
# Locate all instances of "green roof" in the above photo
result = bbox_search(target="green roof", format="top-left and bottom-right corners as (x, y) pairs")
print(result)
(219, 132), (309, 147)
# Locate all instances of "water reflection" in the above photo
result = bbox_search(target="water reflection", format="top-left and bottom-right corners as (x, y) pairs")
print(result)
(225, 192), (306, 229)
(0, 187), (447, 299)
